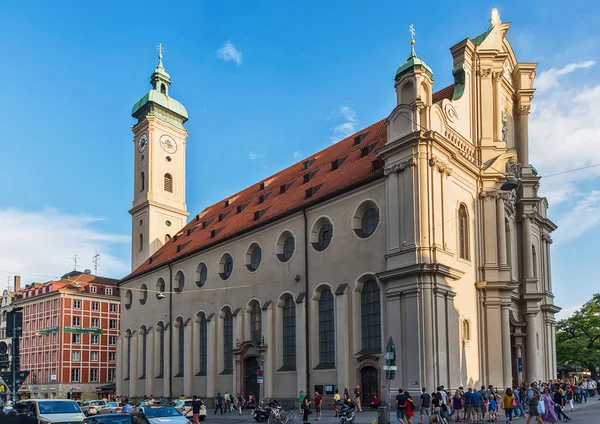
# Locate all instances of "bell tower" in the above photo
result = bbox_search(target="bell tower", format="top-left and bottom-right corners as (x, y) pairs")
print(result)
(129, 44), (189, 271)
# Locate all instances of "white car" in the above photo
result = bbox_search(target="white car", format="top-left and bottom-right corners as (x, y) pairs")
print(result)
(80, 400), (107, 416)
(22, 399), (86, 423)
(97, 401), (123, 414)
(139, 405), (190, 424)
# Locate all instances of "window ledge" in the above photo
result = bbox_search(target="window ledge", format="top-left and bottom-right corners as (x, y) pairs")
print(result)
(313, 363), (335, 370)
(139, 376), (146, 380)
(195, 371), (207, 377)
(156, 375), (163, 379)
(277, 365), (297, 372)
(174, 373), (183, 378)
(220, 370), (233, 375)
(356, 348), (382, 356)
(123, 378), (130, 381)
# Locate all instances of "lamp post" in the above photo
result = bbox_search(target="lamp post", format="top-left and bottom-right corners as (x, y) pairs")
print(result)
(11, 306), (23, 404)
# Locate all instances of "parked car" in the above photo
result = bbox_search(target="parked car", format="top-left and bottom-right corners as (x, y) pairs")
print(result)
(83, 412), (151, 424)
(81, 400), (108, 416)
(138, 405), (189, 424)
(21, 399), (86, 423)
(98, 401), (123, 414)
(169, 399), (193, 417)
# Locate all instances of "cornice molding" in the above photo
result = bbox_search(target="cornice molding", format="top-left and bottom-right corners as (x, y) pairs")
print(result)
(429, 157), (453, 176)
(384, 157), (416, 176)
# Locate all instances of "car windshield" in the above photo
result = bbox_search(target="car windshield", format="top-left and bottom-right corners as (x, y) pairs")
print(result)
(106, 402), (120, 407)
(85, 417), (133, 424)
(144, 407), (182, 418)
(38, 401), (81, 414)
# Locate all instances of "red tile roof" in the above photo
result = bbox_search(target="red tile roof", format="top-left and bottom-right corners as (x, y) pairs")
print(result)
(432, 84), (454, 103)
(123, 85), (453, 282)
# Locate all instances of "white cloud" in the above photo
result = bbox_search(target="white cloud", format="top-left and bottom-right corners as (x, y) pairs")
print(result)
(556, 304), (578, 321)
(248, 151), (266, 160)
(329, 105), (358, 143)
(535, 61), (595, 92)
(217, 41), (243, 66)
(293, 151), (302, 160)
(0, 208), (129, 286)
(529, 62), (600, 206)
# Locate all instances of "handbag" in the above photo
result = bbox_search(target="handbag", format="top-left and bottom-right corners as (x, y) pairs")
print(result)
(512, 399), (517, 407)
(537, 399), (545, 414)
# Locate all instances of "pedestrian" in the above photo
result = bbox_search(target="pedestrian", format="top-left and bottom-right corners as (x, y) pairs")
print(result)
(540, 388), (558, 423)
(371, 394), (381, 410)
(237, 393), (245, 415)
(526, 383), (543, 424)
(406, 392), (416, 422)
(419, 387), (431, 424)
(9, 403), (37, 424)
(122, 398), (133, 413)
(333, 389), (341, 417)
(191, 395), (203, 424)
(502, 387), (515, 424)
(214, 392), (223, 415)
(224, 391), (232, 413)
(344, 388), (350, 404)
(452, 390), (463, 422)
(395, 388), (411, 424)
(488, 391), (498, 422)
(552, 387), (570, 422)
(302, 392), (312, 424)
(354, 385), (363, 412)
(470, 387), (484, 423)
(464, 388), (472, 422)
(314, 391), (323, 421)
(565, 386), (573, 411)
(299, 390), (306, 414)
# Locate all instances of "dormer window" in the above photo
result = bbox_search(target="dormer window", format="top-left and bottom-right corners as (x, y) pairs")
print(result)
(90, 286), (97, 294)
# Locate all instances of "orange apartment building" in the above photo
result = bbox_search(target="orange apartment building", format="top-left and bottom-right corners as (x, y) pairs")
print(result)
(14, 271), (120, 399)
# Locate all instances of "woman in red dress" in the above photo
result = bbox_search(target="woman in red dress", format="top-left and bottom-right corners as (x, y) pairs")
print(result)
(406, 392), (416, 422)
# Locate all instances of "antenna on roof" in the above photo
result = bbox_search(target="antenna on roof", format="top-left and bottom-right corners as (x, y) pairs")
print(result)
(69, 254), (79, 271)
(92, 251), (100, 276)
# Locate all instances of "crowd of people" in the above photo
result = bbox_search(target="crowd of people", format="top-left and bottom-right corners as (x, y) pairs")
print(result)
(393, 378), (599, 424)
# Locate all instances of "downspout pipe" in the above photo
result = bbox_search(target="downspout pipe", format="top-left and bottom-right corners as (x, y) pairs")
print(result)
(168, 263), (173, 400)
(302, 208), (310, 394)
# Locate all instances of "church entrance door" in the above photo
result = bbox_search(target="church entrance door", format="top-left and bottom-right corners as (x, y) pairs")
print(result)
(244, 356), (261, 402)
(360, 366), (379, 406)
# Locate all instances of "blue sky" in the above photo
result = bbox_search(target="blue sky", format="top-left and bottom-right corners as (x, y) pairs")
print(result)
(0, 1), (599, 318)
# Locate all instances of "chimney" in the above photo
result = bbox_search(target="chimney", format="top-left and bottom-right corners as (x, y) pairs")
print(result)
(13, 275), (21, 292)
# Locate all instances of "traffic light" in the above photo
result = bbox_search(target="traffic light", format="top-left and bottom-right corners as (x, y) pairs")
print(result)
(11, 356), (20, 372)
(0, 342), (8, 370)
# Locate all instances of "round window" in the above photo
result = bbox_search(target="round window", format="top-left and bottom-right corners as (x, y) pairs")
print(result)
(282, 236), (295, 261)
(360, 207), (379, 237)
(174, 271), (185, 293)
(220, 254), (234, 280)
(246, 245), (262, 271)
(196, 264), (208, 287)
(317, 223), (333, 251)
(124, 290), (132, 310)
(156, 278), (166, 299)
(139, 284), (148, 305)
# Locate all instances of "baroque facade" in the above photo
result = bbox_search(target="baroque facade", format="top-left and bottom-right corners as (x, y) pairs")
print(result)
(118, 11), (559, 404)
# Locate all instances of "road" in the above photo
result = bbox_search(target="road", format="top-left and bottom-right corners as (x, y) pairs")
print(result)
(204, 401), (600, 423)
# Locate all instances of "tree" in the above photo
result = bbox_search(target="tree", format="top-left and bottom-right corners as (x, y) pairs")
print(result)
(556, 293), (600, 380)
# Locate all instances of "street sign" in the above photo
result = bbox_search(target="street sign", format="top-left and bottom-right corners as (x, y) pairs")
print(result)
(382, 365), (397, 371)
(257, 369), (263, 384)
(1, 371), (30, 394)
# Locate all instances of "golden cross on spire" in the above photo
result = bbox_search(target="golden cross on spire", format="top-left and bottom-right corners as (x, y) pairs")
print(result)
(409, 24), (416, 44)
(157, 43), (164, 59)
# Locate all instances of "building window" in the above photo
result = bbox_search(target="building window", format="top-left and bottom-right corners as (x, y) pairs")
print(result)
(73, 300), (81, 309)
(91, 318), (100, 328)
(110, 304), (117, 313)
(109, 336), (117, 345)
(141, 329), (147, 379)
(199, 314), (207, 375)
(140, 284), (149, 304)
(361, 279), (381, 352)
(164, 173), (173, 193)
(250, 302), (262, 345)
(174, 271), (185, 293)
(90, 286), (97, 294)
(458, 204), (469, 260)
(90, 368), (99, 382)
(282, 296), (296, 369)
(177, 319), (184, 377)
(311, 218), (334, 251)
(72, 333), (81, 344)
(54, 299), (58, 309)
(109, 352), (116, 362)
(73, 316), (81, 327)
(280, 235), (295, 262)
(462, 319), (471, 342)
(106, 287), (113, 295)
(124, 290), (133, 310)
(353, 201), (380, 238)
(72, 351), (81, 361)
(318, 288), (335, 366)
(532, 245), (538, 278)
(109, 319), (117, 329)
(91, 301), (99, 311)
(139, 233), (144, 252)
(246, 244), (262, 271)
(71, 368), (80, 383)
(156, 278), (166, 300)
(91, 335), (99, 345)
(108, 368), (116, 381)
(91, 351), (99, 362)
(159, 325), (165, 378)
(126, 333), (132, 379)
(223, 309), (233, 373)
(220, 254), (234, 280)
(140, 172), (145, 192)
(195, 263), (208, 288)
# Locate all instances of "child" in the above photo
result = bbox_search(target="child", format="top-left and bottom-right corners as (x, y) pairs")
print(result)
(487, 393), (498, 422)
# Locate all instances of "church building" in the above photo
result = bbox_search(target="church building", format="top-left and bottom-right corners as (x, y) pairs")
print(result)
(118, 11), (559, 404)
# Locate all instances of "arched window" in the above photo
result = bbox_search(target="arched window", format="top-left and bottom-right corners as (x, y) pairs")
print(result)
(164, 173), (173, 193)
(361, 280), (381, 352)
(165, 234), (171, 243)
(282, 296), (296, 369)
(158, 322), (165, 378)
(199, 314), (207, 375)
(140, 327), (147, 379)
(140, 172), (145, 192)
(177, 318), (184, 376)
(223, 309), (233, 373)
(458, 204), (469, 260)
(462, 320), (471, 342)
(318, 288), (335, 366)
(174, 271), (185, 293)
(160, 83), (166, 94)
(250, 302), (262, 345)
(532, 245), (538, 278)
(139, 234), (143, 252)
(156, 278), (166, 300)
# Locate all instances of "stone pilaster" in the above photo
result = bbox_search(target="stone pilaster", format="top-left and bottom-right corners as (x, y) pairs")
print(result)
(145, 327), (154, 398)
(501, 303), (512, 387)
(184, 318), (193, 396)
(493, 71), (503, 142)
(525, 313), (538, 382)
(206, 314), (216, 398)
(335, 285), (351, 392)
(497, 194), (508, 266)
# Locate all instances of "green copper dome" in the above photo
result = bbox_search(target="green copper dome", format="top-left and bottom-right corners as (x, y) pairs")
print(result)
(131, 90), (188, 121)
(395, 42), (433, 81)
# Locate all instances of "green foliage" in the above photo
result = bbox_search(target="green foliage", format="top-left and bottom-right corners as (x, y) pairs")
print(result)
(556, 293), (600, 378)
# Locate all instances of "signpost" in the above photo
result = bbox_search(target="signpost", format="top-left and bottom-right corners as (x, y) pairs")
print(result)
(382, 337), (396, 424)
(8, 306), (23, 404)
(1, 371), (30, 396)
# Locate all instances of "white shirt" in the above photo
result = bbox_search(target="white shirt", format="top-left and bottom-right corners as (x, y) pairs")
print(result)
(440, 391), (448, 405)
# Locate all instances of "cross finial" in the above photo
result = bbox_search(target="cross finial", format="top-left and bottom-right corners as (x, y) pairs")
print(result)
(157, 43), (164, 60)
(409, 24), (416, 44)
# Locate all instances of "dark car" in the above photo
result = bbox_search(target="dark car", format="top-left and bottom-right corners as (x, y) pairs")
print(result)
(82, 412), (151, 424)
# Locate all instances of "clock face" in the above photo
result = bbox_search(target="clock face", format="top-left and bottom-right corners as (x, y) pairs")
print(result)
(160, 135), (177, 154)
(137, 133), (148, 152)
